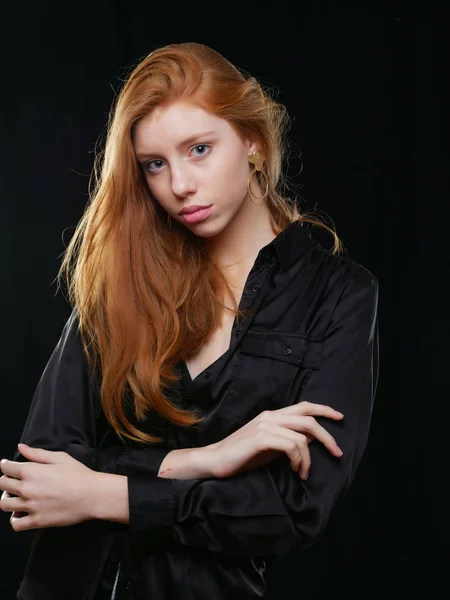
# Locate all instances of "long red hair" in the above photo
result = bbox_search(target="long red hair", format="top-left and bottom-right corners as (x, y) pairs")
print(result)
(57, 42), (343, 444)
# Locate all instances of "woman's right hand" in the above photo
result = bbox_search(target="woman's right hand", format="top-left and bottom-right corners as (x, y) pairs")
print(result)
(208, 401), (344, 480)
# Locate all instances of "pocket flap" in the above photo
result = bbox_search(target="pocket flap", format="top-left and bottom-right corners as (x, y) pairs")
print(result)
(239, 330), (324, 369)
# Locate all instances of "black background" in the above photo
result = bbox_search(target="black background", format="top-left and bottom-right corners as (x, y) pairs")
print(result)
(1, 2), (447, 598)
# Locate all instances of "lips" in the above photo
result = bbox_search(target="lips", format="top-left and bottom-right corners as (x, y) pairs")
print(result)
(178, 205), (213, 224)
(178, 204), (212, 216)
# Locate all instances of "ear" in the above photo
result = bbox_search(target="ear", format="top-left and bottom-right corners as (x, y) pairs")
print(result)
(245, 138), (260, 155)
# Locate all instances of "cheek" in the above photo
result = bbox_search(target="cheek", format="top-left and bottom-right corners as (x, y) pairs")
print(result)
(146, 178), (169, 208)
(212, 154), (249, 197)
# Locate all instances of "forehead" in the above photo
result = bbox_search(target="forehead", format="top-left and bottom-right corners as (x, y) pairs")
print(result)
(133, 101), (231, 151)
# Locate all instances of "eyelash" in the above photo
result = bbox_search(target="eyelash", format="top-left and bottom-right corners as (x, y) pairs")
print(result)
(143, 144), (212, 174)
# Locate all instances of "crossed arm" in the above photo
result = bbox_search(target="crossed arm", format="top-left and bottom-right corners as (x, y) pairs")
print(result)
(4, 271), (379, 556)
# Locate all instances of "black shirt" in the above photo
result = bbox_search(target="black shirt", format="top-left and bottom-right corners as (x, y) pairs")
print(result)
(13, 220), (379, 599)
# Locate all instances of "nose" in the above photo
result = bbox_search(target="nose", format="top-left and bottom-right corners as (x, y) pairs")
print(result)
(171, 162), (197, 197)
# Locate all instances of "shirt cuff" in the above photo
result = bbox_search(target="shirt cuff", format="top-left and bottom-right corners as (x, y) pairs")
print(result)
(114, 446), (175, 545)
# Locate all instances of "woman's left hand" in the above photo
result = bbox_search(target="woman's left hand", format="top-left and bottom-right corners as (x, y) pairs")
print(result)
(0, 443), (97, 532)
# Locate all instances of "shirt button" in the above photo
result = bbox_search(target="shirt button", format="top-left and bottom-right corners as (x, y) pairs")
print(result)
(235, 328), (241, 336)
(284, 348), (292, 355)
(204, 370), (211, 379)
(252, 284), (259, 292)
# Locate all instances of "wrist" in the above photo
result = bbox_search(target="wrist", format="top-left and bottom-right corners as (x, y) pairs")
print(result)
(158, 445), (218, 480)
(189, 444), (218, 479)
(87, 471), (129, 523)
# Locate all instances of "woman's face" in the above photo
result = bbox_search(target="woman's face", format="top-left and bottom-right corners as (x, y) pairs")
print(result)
(133, 100), (259, 238)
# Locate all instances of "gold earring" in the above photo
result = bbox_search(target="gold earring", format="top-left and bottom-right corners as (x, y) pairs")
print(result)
(247, 168), (269, 206)
(248, 150), (264, 172)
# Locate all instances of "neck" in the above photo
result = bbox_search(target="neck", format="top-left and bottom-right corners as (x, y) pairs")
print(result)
(207, 202), (279, 278)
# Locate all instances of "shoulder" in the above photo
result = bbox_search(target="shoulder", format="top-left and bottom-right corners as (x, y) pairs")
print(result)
(310, 240), (379, 299)
(304, 243), (379, 333)
(57, 305), (82, 345)
(323, 254), (379, 336)
(334, 255), (378, 296)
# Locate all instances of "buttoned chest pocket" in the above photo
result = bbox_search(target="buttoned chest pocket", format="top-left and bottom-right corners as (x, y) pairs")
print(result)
(224, 329), (324, 424)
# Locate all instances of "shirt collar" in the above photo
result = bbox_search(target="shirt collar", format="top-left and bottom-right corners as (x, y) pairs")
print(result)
(267, 219), (316, 272)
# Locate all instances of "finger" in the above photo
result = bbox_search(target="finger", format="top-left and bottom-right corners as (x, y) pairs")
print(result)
(1, 493), (25, 513)
(17, 444), (57, 464)
(0, 460), (24, 480)
(271, 415), (343, 457)
(0, 475), (22, 496)
(276, 402), (344, 419)
(263, 425), (311, 479)
(288, 416), (343, 456)
(261, 410), (344, 456)
(257, 413), (343, 457)
(10, 513), (35, 532)
(255, 425), (308, 473)
(296, 441), (311, 480)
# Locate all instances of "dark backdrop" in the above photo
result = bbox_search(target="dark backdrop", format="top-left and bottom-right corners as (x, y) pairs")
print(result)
(1, 2), (446, 598)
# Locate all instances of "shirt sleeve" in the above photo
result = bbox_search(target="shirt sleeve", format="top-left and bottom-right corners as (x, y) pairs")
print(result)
(114, 270), (380, 557)
(12, 307), (169, 476)
(15, 270), (379, 558)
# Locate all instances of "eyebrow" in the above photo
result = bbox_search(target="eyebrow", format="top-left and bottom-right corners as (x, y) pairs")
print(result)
(135, 130), (217, 161)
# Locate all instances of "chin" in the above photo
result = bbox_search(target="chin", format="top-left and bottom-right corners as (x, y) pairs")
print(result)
(186, 223), (224, 239)
(181, 203), (242, 238)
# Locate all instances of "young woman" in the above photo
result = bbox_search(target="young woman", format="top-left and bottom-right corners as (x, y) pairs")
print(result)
(0, 42), (379, 599)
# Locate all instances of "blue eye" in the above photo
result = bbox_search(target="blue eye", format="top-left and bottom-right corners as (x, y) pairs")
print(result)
(146, 159), (164, 173)
(144, 144), (212, 174)
(192, 144), (211, 156)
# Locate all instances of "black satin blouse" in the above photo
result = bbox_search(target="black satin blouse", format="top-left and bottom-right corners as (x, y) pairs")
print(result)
(12, 220), (379, 599)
